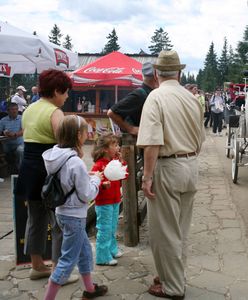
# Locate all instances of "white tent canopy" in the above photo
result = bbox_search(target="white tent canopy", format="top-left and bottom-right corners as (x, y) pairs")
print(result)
(0, 20), (78, 77)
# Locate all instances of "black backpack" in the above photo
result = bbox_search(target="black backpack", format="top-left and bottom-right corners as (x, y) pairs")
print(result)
(41, 155), (75, 209)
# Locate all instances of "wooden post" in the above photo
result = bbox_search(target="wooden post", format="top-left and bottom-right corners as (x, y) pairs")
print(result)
(95, 90), (100, 113)
(121, 134), (139, 246)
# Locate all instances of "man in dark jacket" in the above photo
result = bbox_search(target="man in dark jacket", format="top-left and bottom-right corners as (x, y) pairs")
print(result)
(107, 62), (158, 135)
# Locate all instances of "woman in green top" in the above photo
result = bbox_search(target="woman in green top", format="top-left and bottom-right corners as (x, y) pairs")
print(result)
(15, 69), (72, 280)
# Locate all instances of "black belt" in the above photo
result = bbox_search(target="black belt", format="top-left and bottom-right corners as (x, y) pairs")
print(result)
(159, 152), (197, 159)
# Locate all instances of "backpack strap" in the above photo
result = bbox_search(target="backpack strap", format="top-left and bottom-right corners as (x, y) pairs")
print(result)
(54, 155), (76, 175)
(54, 155), (76, 198)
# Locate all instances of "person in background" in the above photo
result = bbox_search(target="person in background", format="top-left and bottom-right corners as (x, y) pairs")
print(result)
(31, 86), (40, 103)
(204, 93), (213, 128)
(15, 69), (77, 285)
(107, 62), (158, 135)
(11, 85), (27, 114)
(198, 89), (205, 113)
(184, 83), (191, 91)
(43, 115), (108, 300)
(210, 88), (225, 136)
(188, 84), (205, 114)
(91, 133), (127, 266)
(0, 102), (24, 171)
(137, 50), (204, 299)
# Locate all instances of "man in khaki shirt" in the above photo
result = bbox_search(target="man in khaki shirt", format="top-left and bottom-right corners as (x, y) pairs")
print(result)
(137, 50), (204, 299)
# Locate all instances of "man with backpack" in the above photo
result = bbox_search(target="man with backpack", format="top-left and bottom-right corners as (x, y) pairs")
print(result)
(210, 88), (225, 136)
(107, 62), (158, 135)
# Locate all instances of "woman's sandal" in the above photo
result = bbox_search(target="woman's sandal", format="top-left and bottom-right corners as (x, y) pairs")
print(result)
(82, 284), (108, 299)
(153, 276), (161, 285)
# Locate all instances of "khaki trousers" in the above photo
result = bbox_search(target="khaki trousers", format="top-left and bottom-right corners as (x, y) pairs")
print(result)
(148, 156), (198, 295)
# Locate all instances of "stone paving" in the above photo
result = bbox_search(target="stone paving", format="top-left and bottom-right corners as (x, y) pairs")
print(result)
(1, 132), (248, 299)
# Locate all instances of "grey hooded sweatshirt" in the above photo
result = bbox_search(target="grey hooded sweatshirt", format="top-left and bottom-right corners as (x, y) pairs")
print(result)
(42, 145), (100, 218)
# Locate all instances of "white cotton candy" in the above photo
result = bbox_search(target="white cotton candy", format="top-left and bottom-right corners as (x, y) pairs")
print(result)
(104, 160), (128, 181)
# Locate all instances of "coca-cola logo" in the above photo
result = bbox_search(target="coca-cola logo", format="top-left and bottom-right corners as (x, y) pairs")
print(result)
(54, 49), (69, 68)
(0, 63), (11, 76)
(132, 68), (142, 75)
(84, 67), (125, 74)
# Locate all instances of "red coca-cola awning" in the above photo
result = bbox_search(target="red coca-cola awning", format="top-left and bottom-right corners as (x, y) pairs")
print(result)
(71, 51), (143, 87)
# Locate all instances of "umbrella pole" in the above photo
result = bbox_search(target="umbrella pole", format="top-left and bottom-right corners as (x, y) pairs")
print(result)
(115, 86), (118, 103)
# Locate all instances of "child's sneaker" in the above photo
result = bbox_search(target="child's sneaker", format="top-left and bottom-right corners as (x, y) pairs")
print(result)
(96, 259), (118, 266)
(114, 251), (123, 258)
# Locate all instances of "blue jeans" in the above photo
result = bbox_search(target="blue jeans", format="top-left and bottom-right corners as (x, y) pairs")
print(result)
(50, 214), (93, 285)
(95, 203), (120, 264)
(3, 143), (23, 170)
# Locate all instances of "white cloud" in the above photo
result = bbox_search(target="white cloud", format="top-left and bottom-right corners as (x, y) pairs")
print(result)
(0, 0), (247, 73)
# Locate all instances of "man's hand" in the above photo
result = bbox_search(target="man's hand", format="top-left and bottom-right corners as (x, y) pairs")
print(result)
(3, 130), (16, 138)
(142, 180), (155, 199)
(128, 126), (139, 135)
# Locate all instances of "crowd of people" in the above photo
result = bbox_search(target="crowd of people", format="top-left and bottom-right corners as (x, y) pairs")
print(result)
(0, 49), (233, 299)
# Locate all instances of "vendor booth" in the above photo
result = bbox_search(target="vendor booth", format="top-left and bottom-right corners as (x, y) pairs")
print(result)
(67, 51), (143, 114)
(66, 51), (143, 140)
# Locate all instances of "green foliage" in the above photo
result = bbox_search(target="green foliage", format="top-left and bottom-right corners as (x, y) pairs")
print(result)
(0, 74), (38, 100)
(49, 24), (63, 46)
(198, 25), (248, 91)
(200, 42), (219, 91)
(180, 71), (196, 86)
(180, 72), (187, 85)
(148, 27), (173, 55)
(218, 37), (229, 84)
(63, 34), (73, 50)
(236, 25), (248, 64)
(102, 28), (120, 54)
(196, 69), (204, 87)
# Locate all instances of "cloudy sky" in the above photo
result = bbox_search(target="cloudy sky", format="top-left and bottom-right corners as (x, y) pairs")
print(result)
(1, 0), (248, 74)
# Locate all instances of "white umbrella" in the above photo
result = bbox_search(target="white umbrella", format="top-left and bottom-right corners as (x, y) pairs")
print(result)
(0, 20), (78, 77)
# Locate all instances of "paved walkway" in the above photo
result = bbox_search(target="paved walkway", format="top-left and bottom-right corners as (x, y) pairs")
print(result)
(1, 131), (248, 299)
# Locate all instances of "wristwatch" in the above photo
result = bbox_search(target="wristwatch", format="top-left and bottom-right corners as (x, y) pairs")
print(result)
(141, 175), (153, 182)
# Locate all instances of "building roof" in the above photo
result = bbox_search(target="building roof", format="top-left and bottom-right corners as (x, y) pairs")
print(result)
(78, 52), (157, 68)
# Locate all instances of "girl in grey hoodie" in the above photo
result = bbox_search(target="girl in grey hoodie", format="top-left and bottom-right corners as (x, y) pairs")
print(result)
(43, 115), (108, 300)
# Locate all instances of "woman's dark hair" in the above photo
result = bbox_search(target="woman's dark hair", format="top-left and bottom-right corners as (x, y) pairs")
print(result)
(92, 133), (119, 162)
(56, 115), (88, 158)
(39, 69), (72, 98)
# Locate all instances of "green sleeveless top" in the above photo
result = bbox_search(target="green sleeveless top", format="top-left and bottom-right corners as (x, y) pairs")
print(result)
(22, 98), (58, 143)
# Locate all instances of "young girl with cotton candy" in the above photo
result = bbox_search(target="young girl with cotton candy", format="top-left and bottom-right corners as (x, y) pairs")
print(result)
(43, 115), (108, 300)
(91, 133), (128, 266)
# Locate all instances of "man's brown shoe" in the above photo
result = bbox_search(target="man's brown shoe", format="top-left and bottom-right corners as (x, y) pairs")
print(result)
(148, 284), (185, 299)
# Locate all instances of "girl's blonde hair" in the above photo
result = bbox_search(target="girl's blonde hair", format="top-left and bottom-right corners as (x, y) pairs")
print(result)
(92, 133), (119, 162)
(56, 115), (88, 158)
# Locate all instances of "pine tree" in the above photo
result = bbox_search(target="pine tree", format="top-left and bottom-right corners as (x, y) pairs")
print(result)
(102, 28), (120, 54)
(196, 69), (204, 88)
(49, 24), (63, 46)
(148, 27), (173, 55)
(228, 45), (243, 83)
(63, 34), (73, 50)
(236, 25), (248, 65)
(201, 42), (219, 92)
(180, 72), (187, 85)
(218, 37), (229, 85)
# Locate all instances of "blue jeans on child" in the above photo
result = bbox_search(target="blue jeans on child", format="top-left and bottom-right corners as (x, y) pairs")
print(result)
(95, 203), (120, 264)
(50, 214), (93, 285)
